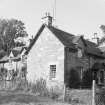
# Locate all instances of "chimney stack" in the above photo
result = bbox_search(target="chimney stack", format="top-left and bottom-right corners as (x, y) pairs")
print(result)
(92, 33), (100, 46)
(42, 12), (53, 27)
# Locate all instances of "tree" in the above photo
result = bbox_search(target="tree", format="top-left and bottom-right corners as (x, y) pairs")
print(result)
(99, 25), (105, 44)
(0, 19), (28, 53)
(68, 68), (81, 89)
(82, 69), (93, 88)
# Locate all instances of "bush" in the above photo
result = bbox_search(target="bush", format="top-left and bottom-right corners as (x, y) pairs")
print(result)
(68, 68), (81, 88)
(82, 69), (93, 88)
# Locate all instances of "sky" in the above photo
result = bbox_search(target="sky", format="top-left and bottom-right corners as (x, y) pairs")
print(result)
(0, 0), (105, 40)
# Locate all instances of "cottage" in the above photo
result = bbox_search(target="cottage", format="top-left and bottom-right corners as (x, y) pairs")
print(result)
(26, 15), (105, 90)
(0, 46), (27, 81)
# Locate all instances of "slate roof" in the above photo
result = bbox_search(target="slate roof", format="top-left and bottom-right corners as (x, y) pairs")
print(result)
(84, 40), (104, 58)
(0, 55), (21, 63)
(25, 24), (76, 54)
(0, 55), (9, 63)
(91, 62), (105, 71)
(48, 26), (75, 47)
(25, 24), (105, 58)
(0, 46), (26, 63)
(85, 40), (97, 48)
(12, 46), (25, 57)
(72, 36), (81, 44)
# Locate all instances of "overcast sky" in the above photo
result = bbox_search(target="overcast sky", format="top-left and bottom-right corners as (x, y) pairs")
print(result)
(0, 0), (105, 40)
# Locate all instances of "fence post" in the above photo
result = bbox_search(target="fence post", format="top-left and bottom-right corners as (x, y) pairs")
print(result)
(92, 80), (95, 105)
(63, 83), (66, 101)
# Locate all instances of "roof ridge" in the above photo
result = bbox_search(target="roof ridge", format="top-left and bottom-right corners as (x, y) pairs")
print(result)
(47, 25), (75, 37)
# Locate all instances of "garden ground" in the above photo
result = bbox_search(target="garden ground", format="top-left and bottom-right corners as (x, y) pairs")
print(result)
(0, 90), (71, 105)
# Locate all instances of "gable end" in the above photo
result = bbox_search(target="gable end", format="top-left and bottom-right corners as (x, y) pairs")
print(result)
(25, 24), (45, 54)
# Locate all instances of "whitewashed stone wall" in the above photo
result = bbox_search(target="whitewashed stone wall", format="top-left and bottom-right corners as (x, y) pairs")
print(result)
(27, 27), (64, 89)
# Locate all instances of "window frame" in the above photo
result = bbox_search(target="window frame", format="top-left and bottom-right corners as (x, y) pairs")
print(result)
(98, 69), (105, 85)
(49, 64), (56, 80)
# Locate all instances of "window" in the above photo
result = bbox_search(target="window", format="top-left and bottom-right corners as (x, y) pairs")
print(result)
(98, 70), (104, 85)
(76, 66), (84, 80)
(49, 65), (56, 79)
(77, 48), (82, 58)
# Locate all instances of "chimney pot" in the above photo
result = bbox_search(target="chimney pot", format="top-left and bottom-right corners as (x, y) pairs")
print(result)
(42, 12), (53, 27)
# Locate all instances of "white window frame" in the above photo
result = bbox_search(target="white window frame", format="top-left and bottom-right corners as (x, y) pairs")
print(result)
(49, 64), (56, 80)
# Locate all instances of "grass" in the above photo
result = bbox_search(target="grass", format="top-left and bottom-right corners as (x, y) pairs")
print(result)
(0, 78), (65, 105)
(0, 90), (54, 104)
(0, 90), (72, 105)
(0, 78), (94, 105)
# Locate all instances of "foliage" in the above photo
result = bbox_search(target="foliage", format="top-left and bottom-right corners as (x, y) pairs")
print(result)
(14, 78), (62, 99)
(66, 67), (93, 89)
(82, 69), (93, 88)
(68, 68), (81, 88)
(15, 78), (48, 96)
(0, 50), (6, 58)
(99, 25), (105, 44)
(100, 25), (105, 34)
(0, 19), (28, 53)
(0, 68), (7, 80)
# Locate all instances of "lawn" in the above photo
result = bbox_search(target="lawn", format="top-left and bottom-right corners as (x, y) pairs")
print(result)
(0, 90), (70, 105)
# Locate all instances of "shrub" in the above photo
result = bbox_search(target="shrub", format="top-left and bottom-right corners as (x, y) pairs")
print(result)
(68, 68), (81, 88)
(82, 69), (92, 88)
